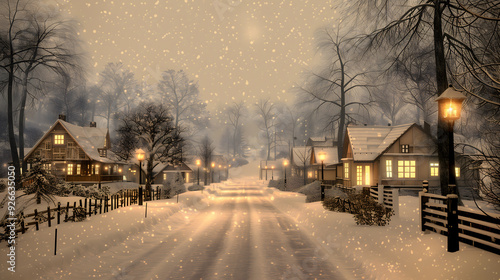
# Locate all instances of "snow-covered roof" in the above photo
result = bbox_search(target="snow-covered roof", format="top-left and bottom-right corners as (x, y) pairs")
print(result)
(292, 146), (312, 166)
(307, 137), (335, 147)
(58, 120), (116, 163)
(313, 147), (339, 165)
(347, 123), (414, 161)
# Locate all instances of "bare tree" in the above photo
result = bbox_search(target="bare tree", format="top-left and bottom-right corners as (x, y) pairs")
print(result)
(227, 102), (246, 158)
(293, 146), (312, 186)
(298, 27), (374, 160)
(255, 99), (276, 160)
(198, 135), (215, 185)
(99, 62), (136, 130)
(116, 103), (183, 200)
(340, 0), (500, 195)
(157, 69), (208, 132)
(1, 0), (82, 178)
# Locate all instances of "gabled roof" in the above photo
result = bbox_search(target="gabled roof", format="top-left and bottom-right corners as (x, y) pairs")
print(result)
(292, 146), (312, 166)
(25, 119), (119, 163)
(306, 137), (335, 147)
(347, 123), (414, 161)
(312, 147), (339, 165)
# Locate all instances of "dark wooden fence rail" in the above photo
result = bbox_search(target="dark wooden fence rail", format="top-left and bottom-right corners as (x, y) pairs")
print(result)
(420, 192), (500, 255)
(1, 186), (162, 241)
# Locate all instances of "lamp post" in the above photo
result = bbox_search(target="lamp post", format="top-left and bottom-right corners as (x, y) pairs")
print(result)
(136, 148), (145, 206)
(218, 165), (222, 182)
(436, 86), (466, 194)
(211, 162), (215, 184)
(271, 165), (275, 180)
(436, 85), (465, 253)
(318, 152), (326, 201)
(283, 160), (288, 190)
(196, 159), (201, 186)
(265, 166), (268, 180)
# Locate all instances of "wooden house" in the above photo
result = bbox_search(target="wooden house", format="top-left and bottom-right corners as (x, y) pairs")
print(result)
(24, 115), (125, 184)
(340, 123), (470, 189)
(152, 162), (193, 184)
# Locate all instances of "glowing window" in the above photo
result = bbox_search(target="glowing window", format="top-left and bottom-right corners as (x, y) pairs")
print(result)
(76, 164), (81, 175)
(67, 164), (73, 175)
(455, 167), (460, 178)
(430, 163), (439, 177)
(365, 166), (371, 185)
(54, 135), (64, 145)
(356, 166), (363, 185)
(386, 160), (393, 178)
(186, 173), (190, 183)
(163, 173), (167, 180)
(398, 160), (416, 178)
(344, 163), (349, 179)
(401, 144), (410, 153)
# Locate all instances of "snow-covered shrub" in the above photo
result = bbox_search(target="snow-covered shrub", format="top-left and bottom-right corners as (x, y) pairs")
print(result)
(54, 182), (73, 197)
(71, 184), (110, 199)
(21, 158), (60, 204)
(162, 172), (186, 199)
(323, 192), (393, 226)
(297, 181), (322, 202)
(188, 184), (204, 191)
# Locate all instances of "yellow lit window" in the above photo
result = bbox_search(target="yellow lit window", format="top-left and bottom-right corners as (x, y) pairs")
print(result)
(185, 173), (189, 183)
(95, 165), (100, 175)
(308, 171), (313, 178)
(386, 160), (392, 178)
(76, 164), (81, 175)
(67, 164), (73, 175)
(344, 163), (349, 179)
(455, 167), (460, 178)
(398, 160), (416, 178)
(365, 166), (371, 185)
(54, 135), (64, 145)
(163, 173), (167, 180)
(356, 166), (363, 185)
(430, 163), (439, 177)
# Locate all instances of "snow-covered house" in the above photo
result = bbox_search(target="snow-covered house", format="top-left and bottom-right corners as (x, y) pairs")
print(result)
(291, 142), (340, 184)
(152, 162), (193, 184)
(339, 123), (469, 188)
(24, 115), (125, 184)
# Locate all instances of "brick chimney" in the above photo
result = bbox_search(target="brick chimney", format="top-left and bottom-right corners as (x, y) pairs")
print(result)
(58, 114), (66, 121)
(90, 121), (97, 127)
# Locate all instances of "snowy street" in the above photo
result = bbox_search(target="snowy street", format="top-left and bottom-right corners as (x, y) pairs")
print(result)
(36, 180), (356, 280)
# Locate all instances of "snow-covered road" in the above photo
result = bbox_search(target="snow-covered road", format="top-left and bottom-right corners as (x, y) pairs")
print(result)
(40, 180), (355, 280)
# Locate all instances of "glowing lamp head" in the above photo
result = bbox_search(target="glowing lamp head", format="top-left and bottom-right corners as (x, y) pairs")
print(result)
(196, 159), (201, 166)
(318, 152), (326, 162)
(136, 148), (145, 161)
(211, 162), (215, 168)
(283, 160), (288, 167)
(436, 86), (466, 122)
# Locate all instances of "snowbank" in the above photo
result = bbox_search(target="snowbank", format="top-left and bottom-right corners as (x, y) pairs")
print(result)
(270, 189), (500, 280)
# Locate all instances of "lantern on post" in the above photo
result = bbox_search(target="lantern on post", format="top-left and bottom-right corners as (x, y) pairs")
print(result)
(283, 160), (288, 190)
(135, 148), (145, 206)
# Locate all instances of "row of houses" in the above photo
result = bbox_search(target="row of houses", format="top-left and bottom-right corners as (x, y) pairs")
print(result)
(291, 123), (478, 189)
(22, 115), (229, 186)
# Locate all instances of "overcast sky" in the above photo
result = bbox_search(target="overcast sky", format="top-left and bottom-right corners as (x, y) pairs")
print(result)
(56, 0), (341, 109)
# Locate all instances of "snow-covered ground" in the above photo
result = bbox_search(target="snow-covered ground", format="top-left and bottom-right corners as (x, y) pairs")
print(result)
(1, 159), (499, 279)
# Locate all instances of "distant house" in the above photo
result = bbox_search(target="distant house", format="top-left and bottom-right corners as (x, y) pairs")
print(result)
(24, 115), (125, 184)
(340, 123), (471, 189)
(291, 141), (340, 184)
(152, 162), (193, 184)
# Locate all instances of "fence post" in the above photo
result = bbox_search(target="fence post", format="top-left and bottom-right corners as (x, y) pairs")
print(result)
(391, 188), (399, 217)
(320, 184), (325, 201)
(73, 202), (76, 221)
(139, 187), (143, 206)
(447, 191), (459, 253)
(89, 199), (92, 217)
(34, 209), (39, 231)
(84, 199), (87, 218)
(21, 212), (25, 234)
(57, 203), (61, 225)
(378, 184), (384, 205)
(47, 206), (51, 228)
(65, 202), (69, 221)
(423, 180), (429, 193)
(420, 190), (428, 232)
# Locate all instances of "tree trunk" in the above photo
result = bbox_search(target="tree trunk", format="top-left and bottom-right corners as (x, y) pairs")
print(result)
(7, 34), (20, 184)
(146, 156), (153, 201)
(433, 1), (453, 196)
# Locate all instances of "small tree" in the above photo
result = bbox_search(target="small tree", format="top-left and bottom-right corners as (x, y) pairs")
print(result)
(115, 103), (183, 200)
(21, 158), (58, 204)
(162, 172), (186, 199)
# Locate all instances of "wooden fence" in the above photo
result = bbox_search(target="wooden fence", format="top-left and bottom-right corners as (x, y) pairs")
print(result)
(420, 191), (500, 255)
(370, 185), (399, 216)
(1, 186), (162, 241)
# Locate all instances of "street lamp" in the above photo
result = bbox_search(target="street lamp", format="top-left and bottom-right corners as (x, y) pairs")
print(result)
(436, 85), (466, 193)
(136, 148), (145, 206)
(283, 160), (288, 190)
(435, 85), (466, 253)
(271, 165), (275, 180)
(196, 159), (201, 186)
(211, 162), (215, 184)
(318, 151), (326, 201)
(218, 165), (222, 182)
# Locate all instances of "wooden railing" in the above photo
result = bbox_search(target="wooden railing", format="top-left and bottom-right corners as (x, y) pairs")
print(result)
(420, 191), (500, 255)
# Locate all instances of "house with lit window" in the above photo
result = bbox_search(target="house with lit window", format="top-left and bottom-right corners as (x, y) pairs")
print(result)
(340, 123), (468, 188)
(151, 162), (193, 184)
(24, 115), (125, 184)
(291, 139), (341, 184)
